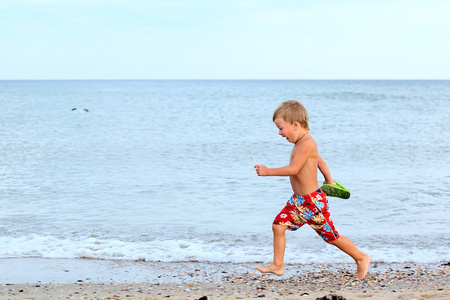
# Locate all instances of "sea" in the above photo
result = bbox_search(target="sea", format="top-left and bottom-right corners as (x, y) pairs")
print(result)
(0, 80), (449, 265)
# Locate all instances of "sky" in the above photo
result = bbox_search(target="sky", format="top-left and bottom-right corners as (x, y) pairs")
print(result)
(1, 0), (449, 80)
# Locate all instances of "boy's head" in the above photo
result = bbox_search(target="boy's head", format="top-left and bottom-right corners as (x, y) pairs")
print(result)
(272, 100), (309, 130)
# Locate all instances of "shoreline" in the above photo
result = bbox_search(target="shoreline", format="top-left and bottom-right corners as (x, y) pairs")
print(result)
(1, 259), (449, 299)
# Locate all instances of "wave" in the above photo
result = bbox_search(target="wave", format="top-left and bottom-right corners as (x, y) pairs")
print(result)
(1, 234), (448, 264)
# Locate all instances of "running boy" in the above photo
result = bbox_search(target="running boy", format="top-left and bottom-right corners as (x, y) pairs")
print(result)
(254, 100), (371, 279)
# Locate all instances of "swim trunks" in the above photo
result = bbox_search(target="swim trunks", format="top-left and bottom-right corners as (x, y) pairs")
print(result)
(273, 189), (340, 242)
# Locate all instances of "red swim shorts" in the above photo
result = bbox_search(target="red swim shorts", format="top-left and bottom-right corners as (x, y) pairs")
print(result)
(273, 189), (340, 242)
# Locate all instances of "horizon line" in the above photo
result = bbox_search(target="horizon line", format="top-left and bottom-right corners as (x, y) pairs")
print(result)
(0, 78), (449, 81)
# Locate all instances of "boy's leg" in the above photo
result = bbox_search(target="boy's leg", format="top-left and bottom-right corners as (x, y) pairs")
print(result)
(328, 236), (371, 279)
(256, 224), (287, 276)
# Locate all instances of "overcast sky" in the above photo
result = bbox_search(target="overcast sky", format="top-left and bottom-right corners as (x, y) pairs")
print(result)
(1, 0), (449, 80)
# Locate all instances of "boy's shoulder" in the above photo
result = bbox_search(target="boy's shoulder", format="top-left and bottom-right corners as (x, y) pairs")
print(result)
(293, 134), (317, 152)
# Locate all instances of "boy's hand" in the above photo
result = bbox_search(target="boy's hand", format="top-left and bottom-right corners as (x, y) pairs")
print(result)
(254, 164), (269, 176)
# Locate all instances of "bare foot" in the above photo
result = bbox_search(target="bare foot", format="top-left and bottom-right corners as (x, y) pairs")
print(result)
(256, 263), (285, 276)
(356, 253), (371, 279)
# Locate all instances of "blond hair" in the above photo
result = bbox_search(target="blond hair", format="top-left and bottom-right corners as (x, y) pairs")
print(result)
(272, 100), (309, 130)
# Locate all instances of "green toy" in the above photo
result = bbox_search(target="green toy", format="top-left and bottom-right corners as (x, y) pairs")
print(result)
(321, 180), (351, 199)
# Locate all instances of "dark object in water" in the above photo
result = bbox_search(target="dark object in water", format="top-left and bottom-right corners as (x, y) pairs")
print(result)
(72, 108), (89, 113)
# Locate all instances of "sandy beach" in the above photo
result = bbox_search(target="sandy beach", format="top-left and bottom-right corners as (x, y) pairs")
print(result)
(1, 259), (448, 299)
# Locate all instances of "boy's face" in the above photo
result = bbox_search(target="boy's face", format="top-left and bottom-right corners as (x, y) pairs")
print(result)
(274, 118), (298, 144)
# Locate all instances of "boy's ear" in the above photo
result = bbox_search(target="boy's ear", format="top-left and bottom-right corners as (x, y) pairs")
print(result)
(292, 121), (300, 130)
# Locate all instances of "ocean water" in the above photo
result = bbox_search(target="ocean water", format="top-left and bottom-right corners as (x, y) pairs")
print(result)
(0, 80), (449, 264)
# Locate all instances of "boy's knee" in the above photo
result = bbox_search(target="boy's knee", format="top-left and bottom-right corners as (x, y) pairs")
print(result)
(272, 223), (287, 233)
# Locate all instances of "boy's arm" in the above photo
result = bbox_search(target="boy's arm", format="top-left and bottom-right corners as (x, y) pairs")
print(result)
(318, 155), (335, 185)
(255, 141), (311, 176)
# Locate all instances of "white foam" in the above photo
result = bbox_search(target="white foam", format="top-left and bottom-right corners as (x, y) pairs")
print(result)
(0, 234), (448, 264)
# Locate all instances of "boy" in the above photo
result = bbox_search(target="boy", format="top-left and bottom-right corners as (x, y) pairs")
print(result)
(254, 100), (370, 279)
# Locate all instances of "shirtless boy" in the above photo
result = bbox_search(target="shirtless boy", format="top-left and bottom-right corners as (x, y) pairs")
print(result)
(254, 100), (371, 279)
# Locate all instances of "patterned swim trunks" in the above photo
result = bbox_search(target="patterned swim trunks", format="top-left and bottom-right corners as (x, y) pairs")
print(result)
(273, 189), (340, 242)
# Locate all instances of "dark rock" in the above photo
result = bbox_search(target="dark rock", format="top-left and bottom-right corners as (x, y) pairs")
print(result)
(316, 294), (346, 300)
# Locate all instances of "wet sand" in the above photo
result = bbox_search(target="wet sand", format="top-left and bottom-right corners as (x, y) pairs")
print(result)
(1, 259), (448, 299)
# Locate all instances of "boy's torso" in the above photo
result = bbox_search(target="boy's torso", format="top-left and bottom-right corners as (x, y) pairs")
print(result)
(289, 135), (320, 195)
